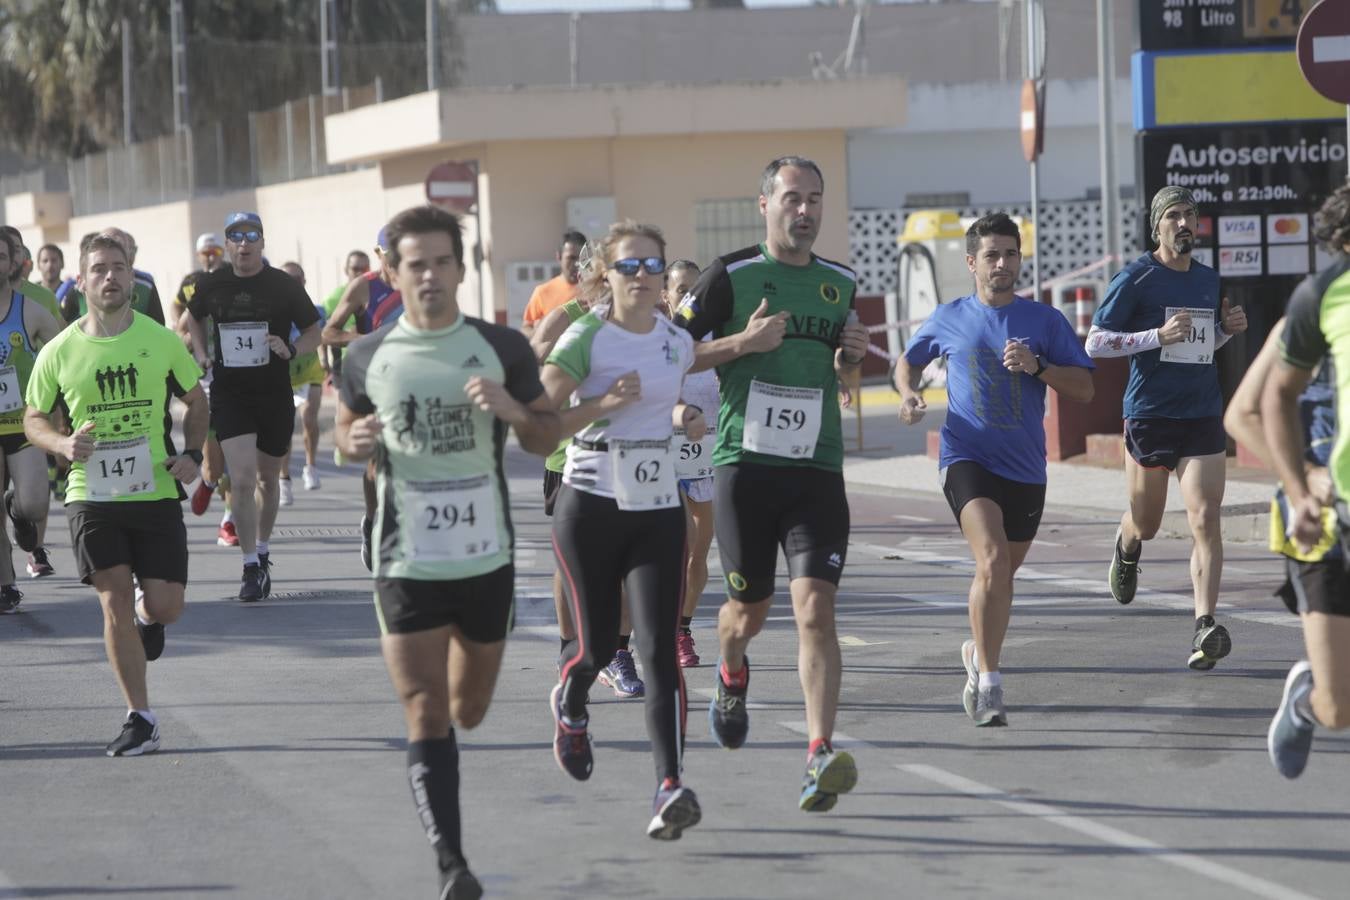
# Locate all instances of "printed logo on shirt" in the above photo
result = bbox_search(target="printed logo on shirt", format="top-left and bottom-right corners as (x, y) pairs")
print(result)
(762, 281), (777, 296)
(662, 340), (680, 365)
(819, 283), (841, 305)
(393, 393), (476, 455)
(463, 355), (484, 369)
(94, 362), (142, 401)
(0, 331), (20, 365)
(676, 293), (699, 321)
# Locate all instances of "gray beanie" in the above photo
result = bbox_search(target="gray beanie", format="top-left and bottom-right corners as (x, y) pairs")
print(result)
(1149, 186), (1198, 239)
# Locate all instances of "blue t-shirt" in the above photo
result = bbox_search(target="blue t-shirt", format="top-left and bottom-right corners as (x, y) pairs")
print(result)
(1092, 253), (1222, 420)
(905, 294), (1094, 484)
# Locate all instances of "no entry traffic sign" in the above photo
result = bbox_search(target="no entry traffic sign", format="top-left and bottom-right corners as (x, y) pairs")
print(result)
(1297, 0), (1350, 104)
(425, 160), (479, 214)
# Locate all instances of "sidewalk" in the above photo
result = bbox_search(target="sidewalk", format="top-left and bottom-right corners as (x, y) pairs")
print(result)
(842, 385), (1276, 541)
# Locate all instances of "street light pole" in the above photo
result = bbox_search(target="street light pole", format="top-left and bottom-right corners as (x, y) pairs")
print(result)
(1096, 0), (1120, 281)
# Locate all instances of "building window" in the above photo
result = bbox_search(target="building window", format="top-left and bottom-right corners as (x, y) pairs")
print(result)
(695, 198), (762, 263)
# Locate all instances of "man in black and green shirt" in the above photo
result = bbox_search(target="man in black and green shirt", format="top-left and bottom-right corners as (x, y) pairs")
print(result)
(676, 156), (869, 813)
(25, 235), (207, 758)
(1262, 183), (1350, 780)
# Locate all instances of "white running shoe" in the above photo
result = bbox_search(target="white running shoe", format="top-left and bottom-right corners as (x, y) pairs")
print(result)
(279, 478), (294, 507)
(302, 465), (321, 490)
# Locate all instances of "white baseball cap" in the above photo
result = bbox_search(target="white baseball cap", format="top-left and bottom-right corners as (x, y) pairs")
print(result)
(195, 233), (222, 252)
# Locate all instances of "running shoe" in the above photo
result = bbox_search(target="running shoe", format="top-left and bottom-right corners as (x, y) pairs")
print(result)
(217, 520), (239, 547)
(360, 515), (373, 572)
(647, 779), (702, 840)
(259, 553), (273, 598)
(190, 480), (215, 516)
(708, 657), (750, 749)
(597, 649), (645, 698)
(961, 639), (979, 720)
(279, 477), (294, 507)
(1188, 616), (1232, 671)
(676, 630), (700, 668)
(0, 584), (21, 613)
(106, 712), (160, 757)
(138, 619), (165, 662)
(799, 744), (858, 813)
(549, 682), (593, 781)
(1268, 660), (1315, 779)
(438, 865), (482, 900)
(962, 640), (1006, 726)
(4, 487), (37, 553)
(26, 547), (54, 578)
(239, 563), (266, 602)
(302, 465), (321, 491)
(1108, 527), (1139, 605)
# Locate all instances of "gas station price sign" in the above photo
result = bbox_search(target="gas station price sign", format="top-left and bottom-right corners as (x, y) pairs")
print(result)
(1141, 0), (1311, 51)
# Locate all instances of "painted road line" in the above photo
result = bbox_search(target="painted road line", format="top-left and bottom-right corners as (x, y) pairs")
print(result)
(776, 723), (1318, 900)
(851, 541), (1300, 630)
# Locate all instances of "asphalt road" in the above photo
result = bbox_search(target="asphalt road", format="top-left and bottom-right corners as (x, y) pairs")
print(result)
(2, 428), (1346, 900)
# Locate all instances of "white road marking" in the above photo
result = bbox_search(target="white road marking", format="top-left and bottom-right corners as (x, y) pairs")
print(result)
(777, 723), (1318, 900)
(891, 514), (932, 523)
(851, 541), (1300, 629)
(838, 635), (892, 647)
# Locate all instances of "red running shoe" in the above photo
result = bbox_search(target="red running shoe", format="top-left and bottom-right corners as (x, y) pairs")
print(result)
(676, 630), (700, 668)
(217, 520), (239, 547)
(191, 481), (215, 516)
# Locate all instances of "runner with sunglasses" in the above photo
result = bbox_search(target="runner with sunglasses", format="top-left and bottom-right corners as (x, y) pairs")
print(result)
(544, 219), (786, 838)
(186, 213), (322, 602)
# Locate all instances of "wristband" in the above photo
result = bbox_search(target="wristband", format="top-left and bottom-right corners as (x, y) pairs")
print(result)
(183, 449), (203, 465)
(1031, 356), (1047, 380)
(286, 342), (298, 359)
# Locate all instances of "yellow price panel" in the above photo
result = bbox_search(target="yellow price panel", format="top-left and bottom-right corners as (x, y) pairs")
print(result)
(1243, 0), (1310, 40)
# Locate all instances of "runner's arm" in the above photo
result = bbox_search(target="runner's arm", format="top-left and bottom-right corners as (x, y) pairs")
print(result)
(1223, 320), (1285, 468)
(164, 383), (208, 482)
(1084, 325), (1161, 357)
(334, 400), (382, 462)
(322, 279), (370, 347)
(185, 314), (210, 369)
(24, 408), (90, 462)
(540, 363), (640, 438)
(529, 304), (575, 363)
(292, 321), (322, 358)
(23, 297), (62, 347)
(689, 299), (788, 372)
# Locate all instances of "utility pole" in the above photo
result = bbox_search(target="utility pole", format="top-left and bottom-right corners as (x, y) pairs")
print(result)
(170, 0), (188, 132)
(321, 0), (341, 97)
(1096, 0), (1120, 281)
(427, 0), (440, 91)
(122, 17), (133, 144)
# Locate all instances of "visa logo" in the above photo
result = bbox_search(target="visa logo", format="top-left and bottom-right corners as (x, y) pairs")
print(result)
(1218, 215), (1261, 246)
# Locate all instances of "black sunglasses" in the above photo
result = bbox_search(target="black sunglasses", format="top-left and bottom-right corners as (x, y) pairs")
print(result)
(225, 229), (263, 244)
(611, 256), (666, 276)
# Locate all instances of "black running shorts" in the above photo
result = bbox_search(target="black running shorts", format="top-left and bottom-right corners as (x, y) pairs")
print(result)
(0, 432), (30, 456)
(375, 565), (515, 641)
(67, 499), (189, 586)
(209, 386), (295, 458)
(713, 462), (849, 602)
(1124, 415), (1227, 471)
(941, 460), (1046, 543)
(1276, 556), (1350, 617)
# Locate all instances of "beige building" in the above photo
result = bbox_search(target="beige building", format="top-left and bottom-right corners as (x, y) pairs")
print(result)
(8, 76), (905, 321)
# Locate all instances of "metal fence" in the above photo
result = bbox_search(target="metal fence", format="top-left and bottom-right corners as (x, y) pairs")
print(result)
(68, 81), (383, 216)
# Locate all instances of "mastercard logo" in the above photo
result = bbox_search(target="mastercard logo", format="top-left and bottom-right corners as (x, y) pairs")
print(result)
(1272, 217), (1302, 235)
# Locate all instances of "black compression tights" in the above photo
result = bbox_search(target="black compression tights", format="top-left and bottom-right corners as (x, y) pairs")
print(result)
(552, 485), (688, 783)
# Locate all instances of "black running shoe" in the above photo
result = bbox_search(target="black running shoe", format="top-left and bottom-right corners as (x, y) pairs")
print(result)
(4, 488), (37, 553)
(438, 865), (483, 900)
(138, 619), (165, 661)
(1188, 616), (1232, 671)
(239, 563), (266, 602)
(709, 657), (750, 749)
(106, 712), (160, 757)
(259, 553), (273, 598)
(647, 779), (702, 840)
(26, 547), (54, 578)
(360, 516), (373, 572)
(0, 583), (21, 613)
(1108, 527), (1139, 605)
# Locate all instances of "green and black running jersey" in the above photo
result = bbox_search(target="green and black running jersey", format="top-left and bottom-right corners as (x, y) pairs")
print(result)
(26, 313), (202, 503)
(1280, 252), (1350, 501)
(675, 243), (856, 471)
(340, 314), (545, 581)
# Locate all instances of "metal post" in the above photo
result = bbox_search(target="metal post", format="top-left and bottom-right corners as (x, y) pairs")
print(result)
(1096, 0), (1120, 281)
(309, 95), (320, 177)
(171, 1), (189, 132)
(285, 101), (295, 182)
(248, 111), (259, 186)
(427, 0), (440, 91)
(569, 12), (580, 86)
(216, 121), (225, 189)
(321, 0), (340, 96)
(122, 17), (133, 145)
(1026, 0), (1042, 302)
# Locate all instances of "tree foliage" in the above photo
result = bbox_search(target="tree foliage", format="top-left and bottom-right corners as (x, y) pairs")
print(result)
(0, 0), (462, 159)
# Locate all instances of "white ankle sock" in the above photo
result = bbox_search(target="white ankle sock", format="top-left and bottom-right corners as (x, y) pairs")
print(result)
(256, 540), (269, 556)
(131, 708), (157, 726)
(978, 671), (1001, 689)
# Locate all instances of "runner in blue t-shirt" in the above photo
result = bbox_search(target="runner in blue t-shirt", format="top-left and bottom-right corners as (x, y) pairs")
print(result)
(1087, 186), (1249, 671)
(898, 213), (1094, 727)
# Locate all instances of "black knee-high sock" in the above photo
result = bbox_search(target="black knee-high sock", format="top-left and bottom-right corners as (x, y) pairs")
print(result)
(407, 730), (464, 872)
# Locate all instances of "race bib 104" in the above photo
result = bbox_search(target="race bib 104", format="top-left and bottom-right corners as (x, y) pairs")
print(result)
(1160, 307), (1216, 365)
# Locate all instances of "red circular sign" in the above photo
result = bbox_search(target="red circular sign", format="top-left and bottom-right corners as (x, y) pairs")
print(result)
(1297, 0), (1350, 105)
(424, 161), (479, 213)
